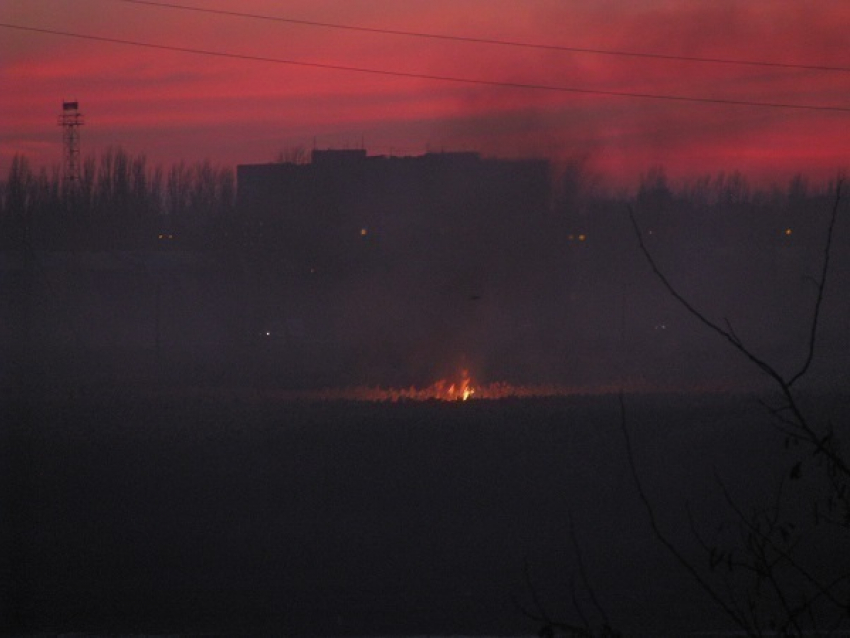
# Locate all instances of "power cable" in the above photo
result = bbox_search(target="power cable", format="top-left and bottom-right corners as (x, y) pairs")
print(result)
(113, 0), (850, 74)
(2, 22), (849, 114)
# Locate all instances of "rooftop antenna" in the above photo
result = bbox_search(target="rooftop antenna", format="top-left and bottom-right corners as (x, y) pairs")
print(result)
(58, 100), (84, 186)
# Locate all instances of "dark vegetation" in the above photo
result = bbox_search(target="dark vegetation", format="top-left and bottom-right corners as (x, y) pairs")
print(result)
(2, 153), (847, 392)
(0, 150), (235, 251)
(528, 187), (849, 637)
(2, 151), (849, 636)
(618, 187), (850, 638)
(7, 391), (846, 636)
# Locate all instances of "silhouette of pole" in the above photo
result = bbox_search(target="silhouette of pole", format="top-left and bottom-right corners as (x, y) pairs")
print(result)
(58, 101), (84, 188)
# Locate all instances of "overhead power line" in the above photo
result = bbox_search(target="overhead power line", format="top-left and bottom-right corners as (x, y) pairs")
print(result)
(3, 22), (850, 114)
(113, 0), (850, 74)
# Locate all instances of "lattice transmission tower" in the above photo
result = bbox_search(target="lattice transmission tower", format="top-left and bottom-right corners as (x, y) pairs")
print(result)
(58, 100), (84, 185)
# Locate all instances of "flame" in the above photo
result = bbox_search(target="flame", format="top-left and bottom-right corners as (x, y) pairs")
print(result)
(443, 369), (475, 401)
(169, 359), (716, 403)
(152, 378), (738, 403)
(257, 381), (590, 402)
(254, 373), (626, 403)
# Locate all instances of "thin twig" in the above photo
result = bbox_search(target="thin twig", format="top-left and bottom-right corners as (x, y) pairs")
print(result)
(714, 473), (845, 610)
(568, 513), (613, 631)
(629, 200), (850, 481)
(516, 559), (594, 637)
(618, 392), (758, 636)
(569, 574), (593, 635)
(628, 206), (783, 385)
(789, 180), (842, 387)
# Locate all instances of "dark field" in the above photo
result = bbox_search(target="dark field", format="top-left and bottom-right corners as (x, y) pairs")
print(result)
(3, 391), (846, 636)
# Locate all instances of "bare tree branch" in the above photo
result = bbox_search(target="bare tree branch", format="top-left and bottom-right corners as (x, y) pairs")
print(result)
(714, 473), (846, 611)
(568, 513), (615, 633)
(618, 392), (758, 636)
(515, 560), (596, 638)
(789, 180), (843, 387)
(629, 188), (850, 481)
(621, 182), (850, 637)
(627, 205), (782, 385)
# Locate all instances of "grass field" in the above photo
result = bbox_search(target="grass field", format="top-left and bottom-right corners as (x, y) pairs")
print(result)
(3, 390), (846, 636)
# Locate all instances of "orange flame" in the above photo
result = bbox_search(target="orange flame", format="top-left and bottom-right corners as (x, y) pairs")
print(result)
(263, 380), (582, 402)
(440, 369), (475, 401)
(154, 378), (738, 403)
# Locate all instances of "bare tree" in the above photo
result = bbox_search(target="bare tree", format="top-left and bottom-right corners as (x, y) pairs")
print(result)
(621, 182), (848, 637)
(275, 145), (308, 165)
(516, 517), (623, 638)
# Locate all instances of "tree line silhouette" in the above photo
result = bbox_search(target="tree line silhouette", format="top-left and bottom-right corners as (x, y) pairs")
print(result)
(0, 148), (235, 250)
(0, 147), (841, 257)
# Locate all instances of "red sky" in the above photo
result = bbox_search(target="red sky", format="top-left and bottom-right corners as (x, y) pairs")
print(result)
(2, 0), (849, 189)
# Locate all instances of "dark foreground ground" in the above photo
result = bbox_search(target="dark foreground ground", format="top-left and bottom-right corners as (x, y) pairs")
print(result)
(3, 390), (847, 637)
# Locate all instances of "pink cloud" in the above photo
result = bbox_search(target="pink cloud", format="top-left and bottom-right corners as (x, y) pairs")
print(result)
(2, 1), (849, 187)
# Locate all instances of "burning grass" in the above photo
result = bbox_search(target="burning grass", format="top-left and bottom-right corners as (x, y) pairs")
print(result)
(266, 380), (602, 402)
(238, 376), (737, 403)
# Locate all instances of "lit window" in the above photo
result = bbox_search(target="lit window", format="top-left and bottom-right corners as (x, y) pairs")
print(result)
(360, 228), (368, 236)
(785, 228), (793, 236)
